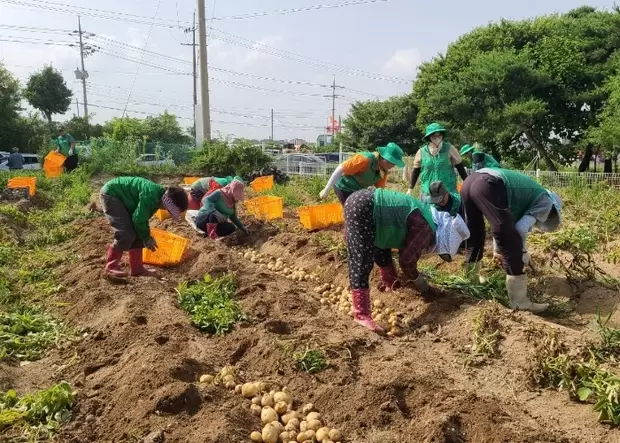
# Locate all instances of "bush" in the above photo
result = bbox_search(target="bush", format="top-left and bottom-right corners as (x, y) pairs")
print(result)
(192, 139), (272, 177)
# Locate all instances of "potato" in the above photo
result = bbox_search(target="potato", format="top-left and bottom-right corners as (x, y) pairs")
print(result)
(336, 286), (343, 293)
(306, 412), (321, 422)
(296, 432), (308, 443)
(250, 431), (262, 442)
(250, 404), (262, 416)
(390, 326), (404, 337)
(274, 391), (292, 405)
(373, 299), (384, 308)
(302, 403), (314, 414)
(199, 374), (214, 384)
(261, 406), (279, 425)
(305, 430), (316, 440)
(374, 313), (384, 321)
(280, 412), (297, 425)
(261, 394), (275, 407)
(307, 419), (322, 431)
(251, 396), (262, 405)
(244, 252), (252, 259)
(235, 384), (242, 394)
(299, 420), (308, 432)
(242, 383), (259, 398)
(274, 401), (288, 415)
(267, 263), (274, 270)
(328, 429), (342, 441)
(316, 427), (331, 442)
(222, 374), (235, 383)
(258, 382), (268, 392)
(262, 424), (279, 443)
(287, 418), (300, 429)
(280, 431), (293, 442)
(270, 421), (284, 434)
(225, 381), (236, 389)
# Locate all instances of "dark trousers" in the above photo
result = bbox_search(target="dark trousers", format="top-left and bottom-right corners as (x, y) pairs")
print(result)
(344, 189), (392, 289)
(334, 187), (353, 206)
(100, 193), (143, 250)
(195, 211), (236, 237)
(64, 154), (79, 172)
(461, 173), (523, 276)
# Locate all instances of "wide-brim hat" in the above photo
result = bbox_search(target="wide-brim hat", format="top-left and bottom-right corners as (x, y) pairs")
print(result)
(459, 144), (475, 156)
(422, 122), (447, 141)
(377, 142), (405, 168)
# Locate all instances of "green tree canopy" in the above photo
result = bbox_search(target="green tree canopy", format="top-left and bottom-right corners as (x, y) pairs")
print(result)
(24, 66), (72, 123)
(0, 63), (22, 150)
(340, 94), (424, 154)
(414, 7), (620, 170)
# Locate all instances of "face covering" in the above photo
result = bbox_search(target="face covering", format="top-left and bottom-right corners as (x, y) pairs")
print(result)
(430, 134), (443, 146)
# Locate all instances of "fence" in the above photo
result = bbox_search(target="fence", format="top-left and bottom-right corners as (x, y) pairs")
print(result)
(276, 155), (620, 189)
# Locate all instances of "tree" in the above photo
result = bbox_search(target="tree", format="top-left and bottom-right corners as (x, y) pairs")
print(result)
(414, 7), (620, 170)
(24, 66), (73, 123)
(340, 94), (424, 154)
(192, 138), (271, 177)
(63, 115), (103, 140)
(0, 63), (22, 150)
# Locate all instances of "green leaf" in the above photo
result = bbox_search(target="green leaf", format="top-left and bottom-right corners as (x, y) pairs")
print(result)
(577, 386), (593, 401)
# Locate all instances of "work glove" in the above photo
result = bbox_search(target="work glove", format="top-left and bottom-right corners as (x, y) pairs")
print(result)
(413, 275), (430, 293)
(406, 188), (414, 197)
(319, 188), (329, 199)
(213, 211), (228, 223)
(144, 237), (158, 252)
(522, 250), (531, 266)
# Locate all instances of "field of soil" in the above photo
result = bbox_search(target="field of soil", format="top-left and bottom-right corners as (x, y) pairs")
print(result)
(2, 182), (619, 443)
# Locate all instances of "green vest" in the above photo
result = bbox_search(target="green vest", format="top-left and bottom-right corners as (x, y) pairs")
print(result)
(481, 168), (547, 221)
(373, 189), (436, 250)
(336, 152), (382, 193)
(419, 143), (457, 195)
(433, 192), (461, 217)
(473, 152), (500, 171)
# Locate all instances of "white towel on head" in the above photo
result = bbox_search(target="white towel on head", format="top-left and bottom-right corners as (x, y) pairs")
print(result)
(185, 210), (206, 235)
(431, 207), (470, 259)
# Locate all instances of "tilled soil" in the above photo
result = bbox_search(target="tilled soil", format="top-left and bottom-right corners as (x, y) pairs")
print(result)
(1, 205), (618, 443)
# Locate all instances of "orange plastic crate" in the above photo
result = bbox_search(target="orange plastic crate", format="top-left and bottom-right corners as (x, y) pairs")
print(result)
(184, 176), (201, 185)
(297, 203), (344, 230)
(44, 151), (66, 168)
(143, 228), (189, 267)
(250, 175), (274, 192)
(244, 195), (283, 220)
(154, 209), (171, 221)
(44, 166), (63, 178)
(7, 177), (37, 197)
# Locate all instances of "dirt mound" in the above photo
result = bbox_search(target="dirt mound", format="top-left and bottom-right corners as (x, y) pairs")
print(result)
(4, 210), (618, 443)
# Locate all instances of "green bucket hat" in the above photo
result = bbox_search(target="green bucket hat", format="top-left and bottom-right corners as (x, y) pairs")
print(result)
(459, 144), (475, 156)
(377, 142), (405, 168)
(422, 122), (447, 141)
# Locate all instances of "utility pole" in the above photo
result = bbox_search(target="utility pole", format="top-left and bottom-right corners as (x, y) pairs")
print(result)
(182, 12), (198, 132)
(76, 98), (80, 117)
(197, 0), (211, 142)
(324, 75), (344, 140)
(271, 109), (274, 141)
(77, 16), (88, 119)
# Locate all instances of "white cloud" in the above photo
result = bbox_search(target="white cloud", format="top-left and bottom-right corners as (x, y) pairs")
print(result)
(382, 48), (420, 78)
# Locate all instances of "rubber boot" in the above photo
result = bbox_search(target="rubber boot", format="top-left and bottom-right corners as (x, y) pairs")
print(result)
(506, 274), (548, 313)
(206, 223), (218, 240)
(378, 265), (401, 291)
(105, 245), (127, 277)
(128, 249), (157, 277)
(463, 261), (482, 284)
(351, 289), (383, 332)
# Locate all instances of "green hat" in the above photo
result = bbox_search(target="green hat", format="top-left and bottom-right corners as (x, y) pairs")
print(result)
(377, 142), (405, 168)
(232, 175), (244, 184)
(459, 144), (475, 156)
(422, 122), (447, 141)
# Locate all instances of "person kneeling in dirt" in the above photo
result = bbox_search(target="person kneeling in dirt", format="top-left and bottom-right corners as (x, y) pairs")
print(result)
(100, 177), (189, 277)
(188, 176), (243, 210)
(461, 168), (563, 313)
(318, 142), (405, 205)
(344, 188), (465, 332)
(195, 180), (249, 239)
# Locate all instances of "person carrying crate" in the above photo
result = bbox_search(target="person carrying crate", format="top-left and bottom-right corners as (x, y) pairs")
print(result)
(196, 180), (249, 239)
(188, 176), (242, 210)
(100, 177), (189, 277)
(318, 142), (405, 205)
(461, 168), (563, 313)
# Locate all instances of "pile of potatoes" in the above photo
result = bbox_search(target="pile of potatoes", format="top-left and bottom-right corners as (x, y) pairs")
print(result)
(239, 249), (320, 283)
(240, 382), (343, 443)
(199, 365), (238, 389)
(371, 299), (415, 337)
(313, 284), (353, 318)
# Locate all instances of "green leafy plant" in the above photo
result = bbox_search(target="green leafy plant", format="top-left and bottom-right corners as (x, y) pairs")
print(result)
(466, 302), (503, 366)
(293, 347), (328, 373)
(587, 311), (620, 362)
(177, 274), (246, 334)
(0, 382), (75, 436)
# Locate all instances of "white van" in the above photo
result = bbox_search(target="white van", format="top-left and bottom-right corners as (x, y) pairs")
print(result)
(0, 153), (42, 171)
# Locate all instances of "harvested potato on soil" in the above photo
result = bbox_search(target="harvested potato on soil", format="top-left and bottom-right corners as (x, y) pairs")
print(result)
(235, 384), (242, 394)
(261, 424), (278, 443)
(302, 403), (314, 414)
(199, 374), (214, 383)
(306, 412), (321, 422)
(328, 429), (343, 441)
(274, 400), (288, 415)
(250, 431), (262, 442)
(299, 421), (308, 432)
(261, 393), (275, 407)
(274, 391), (292, 405)
(316, 427), (330, 442)
(261, 406), (279, 424)
(242, 383), (259, 398)
(225, 381), (236, 389)
(250, 404), (262, 416)
(307, 419), (322, 431)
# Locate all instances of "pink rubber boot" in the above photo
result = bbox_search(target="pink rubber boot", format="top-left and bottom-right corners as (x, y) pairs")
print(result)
(206, 223), (218, 240)
(378, 265), (401, 292)
(351, 289), (384, 333)
(105, 245), (127, 277)
(128, 249), (157, 277)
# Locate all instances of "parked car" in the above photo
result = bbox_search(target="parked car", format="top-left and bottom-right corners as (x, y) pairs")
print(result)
(274, 153), (326, 175)
(0, 151), (9, 160)
(0, 153), (41, 171)
(136, 154), (175, 167)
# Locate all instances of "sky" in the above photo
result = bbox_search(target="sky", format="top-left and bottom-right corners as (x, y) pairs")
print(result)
(0, 0), (616, 143)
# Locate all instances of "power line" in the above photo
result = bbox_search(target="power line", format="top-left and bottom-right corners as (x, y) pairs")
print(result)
(0, 36), (76, 46)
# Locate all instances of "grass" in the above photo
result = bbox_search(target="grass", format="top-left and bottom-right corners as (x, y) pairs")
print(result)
(587, 311), (620, 363)
(258, 176), (336, 208)
(293, 347), (328, 373)
(177, 273), (246, 334)
(465, 302), (503, 366)
(0, 307), (72, 362)
(0, 382), (76, 437)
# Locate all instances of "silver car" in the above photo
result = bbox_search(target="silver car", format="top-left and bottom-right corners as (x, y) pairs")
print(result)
(0, 153), (41, 171)
(274, 153), (327, 175)
(136, 154), (175, 167)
